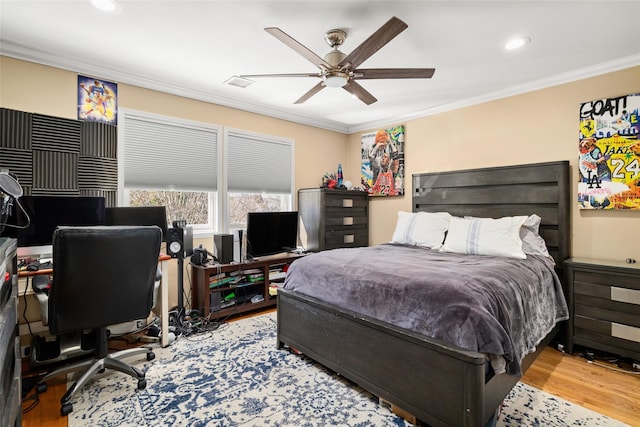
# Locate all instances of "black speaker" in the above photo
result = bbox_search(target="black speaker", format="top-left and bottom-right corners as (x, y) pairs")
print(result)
(167, 226), (193, 259)
(214, 233), (234, 264)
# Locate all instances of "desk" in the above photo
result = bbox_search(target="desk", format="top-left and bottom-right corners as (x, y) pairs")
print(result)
(18, 254), (171, 348)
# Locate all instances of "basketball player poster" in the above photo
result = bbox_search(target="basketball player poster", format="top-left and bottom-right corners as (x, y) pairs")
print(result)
(361, 125), (405, 197)
(578, 93), (640, 209)
(77, 75), (118, 125)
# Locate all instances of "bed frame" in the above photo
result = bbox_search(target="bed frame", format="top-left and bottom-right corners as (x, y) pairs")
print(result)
(277, 161), (571, 426)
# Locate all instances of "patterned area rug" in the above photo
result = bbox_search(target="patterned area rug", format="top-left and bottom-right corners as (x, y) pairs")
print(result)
(69, 312), (627, 426)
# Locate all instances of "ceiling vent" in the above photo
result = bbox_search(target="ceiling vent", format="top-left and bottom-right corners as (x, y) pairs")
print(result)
(224, 76), (255, 88)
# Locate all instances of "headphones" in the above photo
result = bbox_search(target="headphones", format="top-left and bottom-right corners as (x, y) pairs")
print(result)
(190, 244), (218, 266)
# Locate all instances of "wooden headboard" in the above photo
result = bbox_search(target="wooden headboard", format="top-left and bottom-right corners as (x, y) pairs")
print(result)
(412, 161), (571, 266)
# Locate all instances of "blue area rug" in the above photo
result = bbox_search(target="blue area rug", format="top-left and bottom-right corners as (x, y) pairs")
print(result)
(69, 312), (627, 426)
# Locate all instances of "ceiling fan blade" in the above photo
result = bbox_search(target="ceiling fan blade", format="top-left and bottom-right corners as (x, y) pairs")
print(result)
(239, 73), (321, 79)
(265, 27), (332, 70)
(343, 80), (377, 105)
(294, 82), (326, 104)
(353, 68), (435, 79)
(338, 16), (408, 70)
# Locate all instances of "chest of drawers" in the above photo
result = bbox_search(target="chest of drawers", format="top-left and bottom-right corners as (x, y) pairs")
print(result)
(564, 258), (640, 361)
(298, 188), (368, 252)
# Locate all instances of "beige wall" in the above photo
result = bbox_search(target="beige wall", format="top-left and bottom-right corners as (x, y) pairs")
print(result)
(2, 56), (639, 272)
(0, 56), (349, 311)
(347, 66), (640, 262)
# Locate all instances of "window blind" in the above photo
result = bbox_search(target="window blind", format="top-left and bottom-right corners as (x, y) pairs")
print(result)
(122, 112), (218, 192)
(226, 130), (293, 194)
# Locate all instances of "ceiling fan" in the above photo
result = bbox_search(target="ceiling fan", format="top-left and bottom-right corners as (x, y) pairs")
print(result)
(239, 16), (435, 105)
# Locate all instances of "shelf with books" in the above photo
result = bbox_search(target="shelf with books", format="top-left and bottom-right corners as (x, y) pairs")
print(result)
(190, 252), (305, 319)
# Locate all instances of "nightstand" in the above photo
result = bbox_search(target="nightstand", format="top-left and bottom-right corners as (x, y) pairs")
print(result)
(564, 257), (640, 361)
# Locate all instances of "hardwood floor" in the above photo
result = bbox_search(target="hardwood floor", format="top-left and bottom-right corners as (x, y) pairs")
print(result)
(521, 347), (639, 426)
(21, 312), (640, 426)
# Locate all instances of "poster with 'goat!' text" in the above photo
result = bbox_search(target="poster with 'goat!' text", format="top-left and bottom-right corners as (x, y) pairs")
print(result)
(578, 93), (640, 209)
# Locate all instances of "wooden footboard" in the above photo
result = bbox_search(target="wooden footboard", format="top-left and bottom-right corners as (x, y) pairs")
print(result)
(277, 288), (557, 427)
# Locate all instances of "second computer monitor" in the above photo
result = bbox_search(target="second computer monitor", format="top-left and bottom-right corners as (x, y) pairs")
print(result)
(105, 206), (168, 241)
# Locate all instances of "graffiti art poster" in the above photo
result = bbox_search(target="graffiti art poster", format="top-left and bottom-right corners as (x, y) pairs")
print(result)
(578, 93), (640, 209)
(77, 75), (118, 125)
(361, 125), (405, 197)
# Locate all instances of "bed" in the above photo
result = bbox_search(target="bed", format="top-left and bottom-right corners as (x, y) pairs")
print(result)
(277, 161), (571, 427)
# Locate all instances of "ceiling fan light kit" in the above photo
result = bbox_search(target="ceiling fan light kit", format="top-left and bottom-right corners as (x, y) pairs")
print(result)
(323, 72), (349, 88)
(239, 16), (435, 105)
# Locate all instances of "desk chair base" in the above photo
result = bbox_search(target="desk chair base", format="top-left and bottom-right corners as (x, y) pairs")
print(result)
(30, 332), (95, 367)
(38, 346), (155, 416)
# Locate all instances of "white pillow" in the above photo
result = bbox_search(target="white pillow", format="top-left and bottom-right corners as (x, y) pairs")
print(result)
(391, 211), (452, 250)
(441, 216), (528, 259)
(520, 214), (552, 259)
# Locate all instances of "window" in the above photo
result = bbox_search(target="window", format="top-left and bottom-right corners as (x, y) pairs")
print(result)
(119, 110), (220, 232)
(225, 128), (294, 230)
(119, 112), (294, 235)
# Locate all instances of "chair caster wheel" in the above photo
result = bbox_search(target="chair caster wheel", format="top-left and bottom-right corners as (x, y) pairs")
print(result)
(146, 351), (155, 361)
(36, 383), (48, 393)
(137, 378), (147, 390)
(61, 402), (73, 416)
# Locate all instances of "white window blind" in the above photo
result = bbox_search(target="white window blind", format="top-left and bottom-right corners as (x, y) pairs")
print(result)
(226, 129), (293, 194)
(122, 111), (218, 191)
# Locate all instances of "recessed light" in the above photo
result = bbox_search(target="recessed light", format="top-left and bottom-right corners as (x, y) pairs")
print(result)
(90, 0), (121, 12)
(505, 36), (531, 51)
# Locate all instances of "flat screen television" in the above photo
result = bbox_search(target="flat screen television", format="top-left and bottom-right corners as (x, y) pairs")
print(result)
(7, 195), (106, 258)
(105, 206), (168, 242)
(246, 211), (298, 258)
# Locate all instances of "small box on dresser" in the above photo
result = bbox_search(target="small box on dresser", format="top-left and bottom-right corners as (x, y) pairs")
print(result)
(564, 257), (640, 362)
(298, 188), (368, 252)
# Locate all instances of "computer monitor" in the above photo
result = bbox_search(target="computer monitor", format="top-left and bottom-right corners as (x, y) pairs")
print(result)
(246, 211), (298, 258)
(105, 206), (168, 241)
(8, 195), (106, 258)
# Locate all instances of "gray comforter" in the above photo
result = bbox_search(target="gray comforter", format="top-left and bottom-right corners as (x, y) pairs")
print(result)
(283, 244), (568, 376)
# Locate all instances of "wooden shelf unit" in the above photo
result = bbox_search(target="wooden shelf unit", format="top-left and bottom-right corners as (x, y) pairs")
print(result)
(190, 253), (305, 318)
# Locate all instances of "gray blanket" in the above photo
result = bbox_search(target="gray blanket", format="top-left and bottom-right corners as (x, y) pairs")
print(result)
(283, 244), (568, 376)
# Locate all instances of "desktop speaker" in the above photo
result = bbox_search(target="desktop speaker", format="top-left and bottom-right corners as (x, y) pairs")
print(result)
(214, 233), (234, 264)
(167, 226), (193, 259)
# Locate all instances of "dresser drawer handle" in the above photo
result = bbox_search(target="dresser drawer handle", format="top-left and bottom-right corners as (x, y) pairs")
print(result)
(342, 199), (353, 208)
(611, 287), (640, 305)
(343, 217), (353, 226)
(344, 234), (355, 244)
(611, 323), (640, 344)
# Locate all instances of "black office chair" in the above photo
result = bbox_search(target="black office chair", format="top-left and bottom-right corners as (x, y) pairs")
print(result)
(37, 225), (162, 416)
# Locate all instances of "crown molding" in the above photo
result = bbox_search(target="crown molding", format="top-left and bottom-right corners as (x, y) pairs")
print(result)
(3, 41), (639, 136)
(345, 54), (640, 134)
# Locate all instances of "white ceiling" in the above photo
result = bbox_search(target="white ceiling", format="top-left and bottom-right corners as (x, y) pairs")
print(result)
(1, 1), (639, 134)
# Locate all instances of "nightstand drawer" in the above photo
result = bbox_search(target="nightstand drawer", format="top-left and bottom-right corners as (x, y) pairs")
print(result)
(575, 297), (640, 327)
(574, 270), (640, 291)
(564, 257), (640, 360)
(575, 315), (640, 355)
